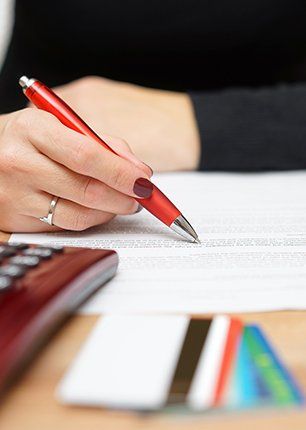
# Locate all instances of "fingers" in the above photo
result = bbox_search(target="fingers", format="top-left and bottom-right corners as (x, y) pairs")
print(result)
(26, 110), (153, 198)
(23, 192), (115, 231)
(101, 134), (153, 177)
(3, 214), (60, 233)
(0, 108), (149, 234)
(24, 108), (153, 176)
(28, 154), (139, 215)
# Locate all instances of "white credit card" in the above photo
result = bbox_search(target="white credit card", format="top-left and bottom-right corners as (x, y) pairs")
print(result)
(57, 315), (231, 410)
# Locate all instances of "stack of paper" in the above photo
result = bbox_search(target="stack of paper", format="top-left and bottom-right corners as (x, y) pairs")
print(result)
(57, 315), (304, 411)
(11, 171), (306, 314)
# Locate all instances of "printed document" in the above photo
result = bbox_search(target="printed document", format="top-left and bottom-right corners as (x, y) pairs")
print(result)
(10, 172), (306, 313)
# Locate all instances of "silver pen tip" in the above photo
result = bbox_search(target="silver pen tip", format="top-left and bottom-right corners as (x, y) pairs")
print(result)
(170, 214), (200, 243)
(194, 238), (201, 244)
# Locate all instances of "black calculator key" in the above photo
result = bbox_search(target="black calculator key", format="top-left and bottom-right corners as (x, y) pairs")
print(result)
(0, 265), (26, 278)
(10, 256), (40, 267)
(8, 243), (29, 250)
(0, 246), (16, 258)
(23, 248), (53, 259)
(37, 245), (64, 253)
(0, 276), (13, 292)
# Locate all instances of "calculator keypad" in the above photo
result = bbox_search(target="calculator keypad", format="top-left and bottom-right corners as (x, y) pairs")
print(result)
(0, 241), (117, 397)
(0, 243), (64, 293)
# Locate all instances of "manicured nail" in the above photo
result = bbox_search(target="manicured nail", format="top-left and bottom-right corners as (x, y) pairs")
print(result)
(134, 204), (143, 213)
(133, 178), (153, 198)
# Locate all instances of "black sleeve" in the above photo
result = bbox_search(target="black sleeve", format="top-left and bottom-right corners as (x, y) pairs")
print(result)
(190, 84), (306, 171)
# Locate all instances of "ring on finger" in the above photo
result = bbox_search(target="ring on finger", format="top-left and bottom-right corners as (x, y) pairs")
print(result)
(39, 195), (59, 226)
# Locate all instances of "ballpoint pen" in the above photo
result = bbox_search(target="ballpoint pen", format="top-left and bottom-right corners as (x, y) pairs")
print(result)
(19, 76), (200, 243)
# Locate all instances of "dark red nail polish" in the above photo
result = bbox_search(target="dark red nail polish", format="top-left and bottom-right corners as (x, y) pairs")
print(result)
(133, 178), (153, 198)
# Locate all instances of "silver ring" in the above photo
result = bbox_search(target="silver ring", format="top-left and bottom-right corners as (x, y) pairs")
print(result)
(39, 196), (59, 226)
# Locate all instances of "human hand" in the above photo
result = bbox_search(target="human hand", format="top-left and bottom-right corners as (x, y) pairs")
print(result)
(53, 76), (200, 171)
(0, 108), (152, 233)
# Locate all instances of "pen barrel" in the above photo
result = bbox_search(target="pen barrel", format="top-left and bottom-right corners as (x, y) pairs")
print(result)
(24, 82), (115, 153)
(138, 185), (180, 226)
(24, 81), (181, 226)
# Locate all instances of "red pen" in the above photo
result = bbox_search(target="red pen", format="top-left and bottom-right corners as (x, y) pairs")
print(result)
(19, 76), (200, 243)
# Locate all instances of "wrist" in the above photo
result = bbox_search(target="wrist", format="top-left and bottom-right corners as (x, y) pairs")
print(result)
(177, 93), (200, 170)
(158, 92), (200, 171)
(133, 86), (201, 172)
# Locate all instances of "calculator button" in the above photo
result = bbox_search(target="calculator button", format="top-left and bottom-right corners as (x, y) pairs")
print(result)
(48, 245), (64, 253)
(0, 276), (13, 291)
(8, 243), (29, 250)
(37, 245), (63, 253)
(0, 246), (16, 258)
(23, 248), (53, 259)
(10, 256), (40, 267)
(0, 265), (26, 278)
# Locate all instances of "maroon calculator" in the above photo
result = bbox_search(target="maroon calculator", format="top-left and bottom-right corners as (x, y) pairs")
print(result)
(0, 242), (118, 395)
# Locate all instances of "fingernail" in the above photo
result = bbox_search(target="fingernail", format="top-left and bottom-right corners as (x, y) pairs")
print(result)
(133, 178), (153, 198)
(144, 163), (154, 176)
(134, 204), (143, 213)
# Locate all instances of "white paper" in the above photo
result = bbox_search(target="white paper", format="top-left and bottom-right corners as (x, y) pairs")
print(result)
(57, 315), (189, 409)
(11, 171), (306, 313)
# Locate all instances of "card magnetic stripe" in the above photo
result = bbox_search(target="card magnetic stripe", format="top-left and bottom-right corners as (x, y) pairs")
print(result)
(166, 319), (211, 404)
(187, 315), (231, 409)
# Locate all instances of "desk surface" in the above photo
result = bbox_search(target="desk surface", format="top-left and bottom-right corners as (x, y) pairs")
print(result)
(1, 232), (306, 430)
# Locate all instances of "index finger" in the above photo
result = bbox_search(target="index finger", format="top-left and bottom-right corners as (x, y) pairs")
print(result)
(29, 114), (153, 199)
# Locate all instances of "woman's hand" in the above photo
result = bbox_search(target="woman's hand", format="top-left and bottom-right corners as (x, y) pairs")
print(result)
(53, 76), (200, 171)
(0, 108), (152, 233)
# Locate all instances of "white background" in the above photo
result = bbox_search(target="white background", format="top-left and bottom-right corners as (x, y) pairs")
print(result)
(0, 0), (14, 69)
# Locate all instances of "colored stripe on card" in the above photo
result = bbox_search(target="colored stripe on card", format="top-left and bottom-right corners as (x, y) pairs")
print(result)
(166, 319), (211, 404)
(187, 315), (231, 410)
(246, 325), (304, 405)
(213, 318), (242, 407)
(247, 325), (305, 404)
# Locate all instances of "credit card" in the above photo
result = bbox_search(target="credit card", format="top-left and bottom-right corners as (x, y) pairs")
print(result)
(58, 315), (233, 410)
(231, 331), (259, 408)
(225, 328), (272, 409)
(187, 315), (232, 410)
(58, 315), (302, 412)
(213, 318), (242, 407)
(244, 325), (304, 406)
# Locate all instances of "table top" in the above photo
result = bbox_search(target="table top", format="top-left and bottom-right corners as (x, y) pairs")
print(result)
(1, 232), (306, 430)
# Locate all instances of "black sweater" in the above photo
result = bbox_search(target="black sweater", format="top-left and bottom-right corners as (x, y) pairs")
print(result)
(1, 0), (306, 171)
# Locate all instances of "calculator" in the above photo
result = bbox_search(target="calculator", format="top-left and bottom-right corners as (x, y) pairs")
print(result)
(0, 242), (118, 395)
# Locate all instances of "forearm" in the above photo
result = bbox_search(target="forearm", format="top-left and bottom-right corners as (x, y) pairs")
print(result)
(191, 84), (306, 171)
